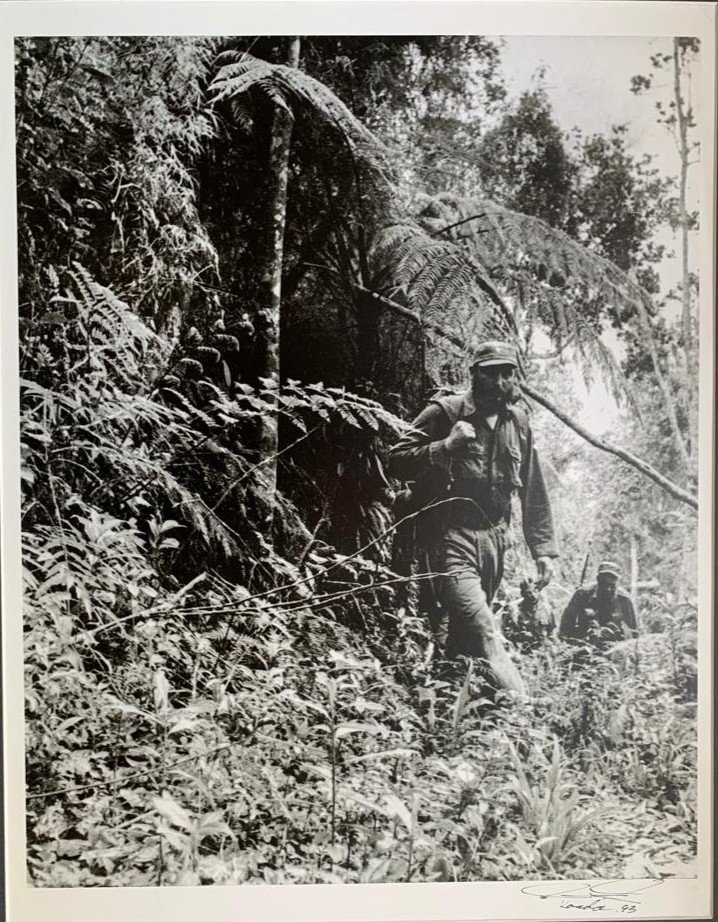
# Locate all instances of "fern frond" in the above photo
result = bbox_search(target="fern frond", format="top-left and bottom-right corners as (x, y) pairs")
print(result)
(209, 53), (390, 172)
(375, 193), (659, 400)
(368, 219), (510, 362)
(425, 193), (647, 318)
(65, 264), (166, 389)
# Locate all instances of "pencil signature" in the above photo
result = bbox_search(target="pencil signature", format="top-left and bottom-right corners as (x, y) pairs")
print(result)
(521, 878), (664, 913)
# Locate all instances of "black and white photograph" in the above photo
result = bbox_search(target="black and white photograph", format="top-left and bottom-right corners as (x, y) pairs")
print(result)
(0, 2), (715, 921)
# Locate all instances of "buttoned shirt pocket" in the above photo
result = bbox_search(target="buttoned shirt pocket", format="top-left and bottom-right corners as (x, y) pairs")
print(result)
(454, 438), (488, 483)
(505, 445), (523, 491)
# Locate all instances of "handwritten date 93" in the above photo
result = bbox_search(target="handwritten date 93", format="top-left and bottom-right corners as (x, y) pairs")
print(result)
(521, 879), (665, 913)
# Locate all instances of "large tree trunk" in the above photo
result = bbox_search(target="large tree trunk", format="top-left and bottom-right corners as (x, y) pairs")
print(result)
(256, 36), (300, 533)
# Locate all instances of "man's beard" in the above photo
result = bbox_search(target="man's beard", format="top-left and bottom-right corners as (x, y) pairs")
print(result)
(473, 379), (522, 409)
(596, 587), (617, 606)
(498, 382), (522, 405)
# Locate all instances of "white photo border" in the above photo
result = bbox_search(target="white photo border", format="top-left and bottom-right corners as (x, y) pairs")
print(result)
(1, 3), (715, 921)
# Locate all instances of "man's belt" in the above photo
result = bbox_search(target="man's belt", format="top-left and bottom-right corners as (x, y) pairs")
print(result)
(446, 498), (509, 530)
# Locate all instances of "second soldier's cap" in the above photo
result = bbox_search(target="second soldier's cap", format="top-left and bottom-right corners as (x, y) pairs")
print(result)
(597, 561), (620, 579)
(470, 340), (518, 369)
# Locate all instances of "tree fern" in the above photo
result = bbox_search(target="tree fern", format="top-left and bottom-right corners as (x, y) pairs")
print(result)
(421, 193), (647, 310)
(368, 191), (668, 400)
(209, 52), (391, 173)
(369, 220), (515, 356)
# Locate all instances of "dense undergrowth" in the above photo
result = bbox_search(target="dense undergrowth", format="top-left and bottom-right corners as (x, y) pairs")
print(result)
(25, 537), (697, 886)
(23, 301), (697, 886)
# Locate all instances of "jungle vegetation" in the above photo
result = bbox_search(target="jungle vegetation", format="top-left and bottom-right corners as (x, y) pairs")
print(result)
(17, 35), (699, 885)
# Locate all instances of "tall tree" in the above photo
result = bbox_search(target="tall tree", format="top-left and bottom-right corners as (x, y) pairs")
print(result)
(255, 36), (300, 529)
(630, 39), (700, 396)
(626, 37), (701, 598)
(670, 39), (700, 370)
(208, 41), (389, 533)
(477, 86), (577, 229)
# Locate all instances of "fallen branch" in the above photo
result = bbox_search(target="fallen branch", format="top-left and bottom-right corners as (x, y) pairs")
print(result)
(521, 383), (698, 511)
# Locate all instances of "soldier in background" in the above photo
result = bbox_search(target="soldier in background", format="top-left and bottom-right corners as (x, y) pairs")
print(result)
(559, 560), (639, 649)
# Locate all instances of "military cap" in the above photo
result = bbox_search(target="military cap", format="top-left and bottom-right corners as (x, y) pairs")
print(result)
(597, 561), (620, 579)
(470, 340), (518, 369)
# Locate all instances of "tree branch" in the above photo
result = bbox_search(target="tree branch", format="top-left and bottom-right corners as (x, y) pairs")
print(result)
(313, 268), (698, 512)
(520, 382), (698, 511)
(353, 283), (467, 351)
(308, 263), (468, 352)
(433, 212), (488, 236)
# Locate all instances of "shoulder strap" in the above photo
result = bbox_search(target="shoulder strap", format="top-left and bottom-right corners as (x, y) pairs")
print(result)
(497, 403), (527, 454)
(428, 394), (464, 431)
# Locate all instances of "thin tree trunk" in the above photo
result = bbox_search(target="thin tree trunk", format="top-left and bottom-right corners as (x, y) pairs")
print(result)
(630, 533), (639, 625)
(633, 291), (693, 474)
(673, 38), (699, 465)
(674, 38), (693, 367)
(256, 36), (300, 532)
(678, 522), (697, 604)
(629, 532), (641, 670)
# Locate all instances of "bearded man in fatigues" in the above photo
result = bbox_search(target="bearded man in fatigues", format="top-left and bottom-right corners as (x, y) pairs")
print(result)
(388, 341), (559, 697)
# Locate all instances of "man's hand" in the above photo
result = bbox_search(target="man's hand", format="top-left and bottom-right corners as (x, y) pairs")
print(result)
(535, 556), (554, 589)
(444, 420), (476, 453)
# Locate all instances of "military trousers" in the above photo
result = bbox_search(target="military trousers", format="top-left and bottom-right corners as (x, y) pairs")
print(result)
(434, 522), (525, 696)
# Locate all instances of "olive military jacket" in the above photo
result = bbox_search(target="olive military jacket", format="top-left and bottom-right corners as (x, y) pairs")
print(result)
(559, 584), (639, 644)
(387, 389), (558, 560)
